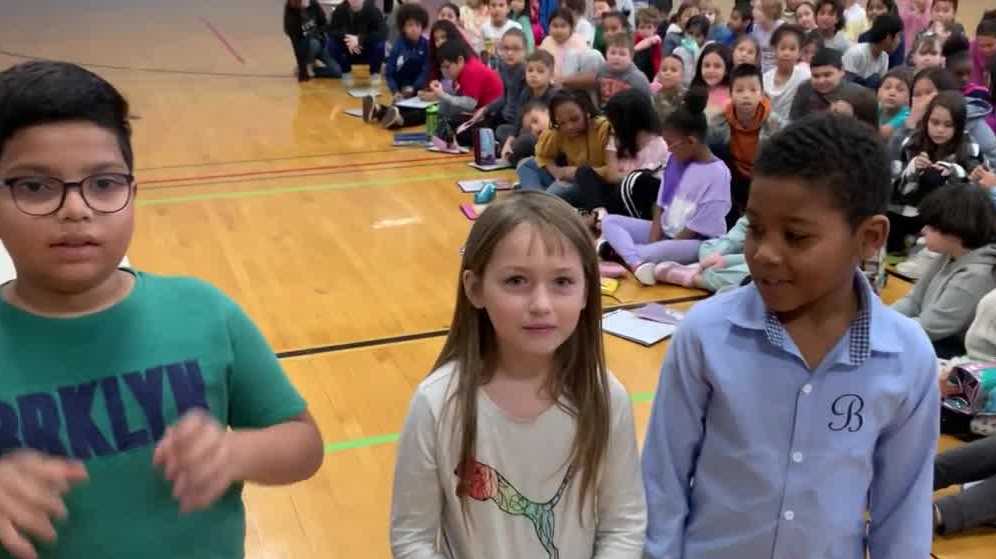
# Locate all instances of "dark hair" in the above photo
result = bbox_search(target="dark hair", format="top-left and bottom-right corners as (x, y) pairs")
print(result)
(549, 89), (600, 127)
(663, 86), (709, 140)
(509, 0), (532, 17)
(601, 11), (630, 30)
(549, 8), (575, 29)
(563, 0), (586, 15)
(881, 66), (914, 91)
(0, 61), (133, 170)
(663, 53), (684, 68)
(811, 46), (843, 68)
(941, 32), (970, 58)
(865, 13), (903, 43)
(595, 0), (616, 6)
(910, 91), (968, 161)
(526, 49), (555, 69)
(771, 23), (805, 47)
(816, 0), (845, 32)
(977, 10), (996, 38)
(637, 6), (662, 26)
(730, 3), (754, 22)
(397, 3), (429, 30)
(437, 38), (470, 63)
(913, 66), (960, 93)
(691, 43), (732, 89)
(428, 19), (476, 78)
(918, 182), (995, 249)
(684, 14), (711, 37)
(754, 113), (891, 227)
(837, 87), (879, 128)
(729, 63), (763, 91)
(802, 29), (824, 49)
(520, 99), (550, 118)
(439, 2), (461, 19)
(605, 89), (661, 158)
(605, 32), (635, 51)
(932, 0), (958, 10)
(501, 27), (528, 46)
(868, 0), (898, 14)
(670, 3), (696, 24)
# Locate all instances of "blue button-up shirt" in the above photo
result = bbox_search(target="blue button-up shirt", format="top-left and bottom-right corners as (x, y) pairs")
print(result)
(643, 272), (940, 559)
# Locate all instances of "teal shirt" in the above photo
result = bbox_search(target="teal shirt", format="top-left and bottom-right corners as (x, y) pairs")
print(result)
(0, 271), (307, 558)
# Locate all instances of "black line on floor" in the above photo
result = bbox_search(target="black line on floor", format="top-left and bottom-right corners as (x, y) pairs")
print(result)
(274, 292), (709, 359)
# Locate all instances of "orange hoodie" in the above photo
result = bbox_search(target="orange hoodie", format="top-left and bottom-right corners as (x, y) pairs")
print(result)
(725, 97), (772, 179)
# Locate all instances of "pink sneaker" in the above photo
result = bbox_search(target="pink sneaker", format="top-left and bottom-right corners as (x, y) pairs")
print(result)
(599, 262), (627, 278)
(653, 261), (680, 282)
(663, 264), (702, 287)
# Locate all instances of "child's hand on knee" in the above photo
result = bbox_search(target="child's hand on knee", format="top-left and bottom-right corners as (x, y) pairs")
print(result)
(700, 253), (725, 269)
(154, 409), (236, 514)
(0, 450), (88, 559)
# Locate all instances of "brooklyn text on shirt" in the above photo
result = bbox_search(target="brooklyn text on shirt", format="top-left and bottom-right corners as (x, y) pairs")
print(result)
(0, 360), (210, 459)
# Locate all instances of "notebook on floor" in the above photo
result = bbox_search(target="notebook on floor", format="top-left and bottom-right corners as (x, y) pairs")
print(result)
(395, 97), (435, 110)
(602, 309), (677, 346)
(343, 108), (364, 118)
(457, 179), (516, 193)
(393, 132), (430, 146)
(468, 159), (513, 171)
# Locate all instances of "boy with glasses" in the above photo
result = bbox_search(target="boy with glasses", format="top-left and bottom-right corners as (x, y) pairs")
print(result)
(0, 61), (323, 558)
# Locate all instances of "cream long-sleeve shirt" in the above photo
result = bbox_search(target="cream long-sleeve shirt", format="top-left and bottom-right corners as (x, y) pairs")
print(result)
(390, 362), (646, 559)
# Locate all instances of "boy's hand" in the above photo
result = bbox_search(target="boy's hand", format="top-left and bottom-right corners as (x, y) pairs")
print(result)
(0, 451), (88, 559)
(153, 410), (236, 514)
(501, 138), (514, 159)
(908, 93), (935, 127)
(913, 152), (931, 171)
(345, 34), (361, 54)
(970, 165), (996, 188)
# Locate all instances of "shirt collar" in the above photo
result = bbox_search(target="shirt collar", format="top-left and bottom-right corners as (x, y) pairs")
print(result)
(728, 269), (903, 365)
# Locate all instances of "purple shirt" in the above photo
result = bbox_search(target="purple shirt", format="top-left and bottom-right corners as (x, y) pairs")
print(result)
(656, 157), (732, 239)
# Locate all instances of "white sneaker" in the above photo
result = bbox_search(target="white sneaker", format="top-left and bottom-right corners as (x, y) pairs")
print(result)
(342, 73), (355, 88)
(897, 249), (940, 279)
(633, 262), (657, 286)
(370, 73), (382, 87)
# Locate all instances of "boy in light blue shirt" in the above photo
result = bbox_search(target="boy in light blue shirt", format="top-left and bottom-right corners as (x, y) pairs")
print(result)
(642, 113), (940, 559)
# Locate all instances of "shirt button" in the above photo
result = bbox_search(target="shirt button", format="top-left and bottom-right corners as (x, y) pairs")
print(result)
(784, 510), (795, 521)
(792, 452), (804, 463)
(802, 384), (813, 395)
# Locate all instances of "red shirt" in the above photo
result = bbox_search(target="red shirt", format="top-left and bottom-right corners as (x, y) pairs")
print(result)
(456, 57), (504, 107)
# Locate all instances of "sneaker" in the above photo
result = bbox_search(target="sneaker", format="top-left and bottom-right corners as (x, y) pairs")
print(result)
(653, 261), (680, 283)
(380, 105), (404, 129)
(633, 262), (657, 286)
(362, 95), (381, 122)
(662, 263), (702, 287)
(599, 262), (627, 278)
(896, 249), (940, 279)
(370, 73), (383, 87)
(297, 69), (311, 82)
(342, 73), (355, 88)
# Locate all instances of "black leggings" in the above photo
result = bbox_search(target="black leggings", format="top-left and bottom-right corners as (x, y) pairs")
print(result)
(935, 435), (996, 534)
(573, 167), (660, 219)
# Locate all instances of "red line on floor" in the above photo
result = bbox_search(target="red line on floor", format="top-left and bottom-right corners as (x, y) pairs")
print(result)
(140, 155), (470, 186)
(200, 17), (245, 65)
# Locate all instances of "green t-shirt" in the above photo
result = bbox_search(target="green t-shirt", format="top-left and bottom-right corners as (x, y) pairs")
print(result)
(0, 271), (307, 558)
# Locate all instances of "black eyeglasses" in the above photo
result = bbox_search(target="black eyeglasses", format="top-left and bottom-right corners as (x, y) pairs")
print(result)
(2, 173), (135, 217)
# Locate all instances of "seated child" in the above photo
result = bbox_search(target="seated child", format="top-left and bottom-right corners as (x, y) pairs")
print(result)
(504, 99), (551, 164)
(508, 0), (537, 52)
(893, 182), (996, 357)
(384, 4), (430, 100)
(921, 0), (966, 43)
(479, 0), (523, 61)
(763, 24), (811, 122)
(859, 0), (905, 68)
(652, 54), (687, 121)
(329, 0), (388, 87)
(708, 63), (784, 220)
(476, 28), (528, 145)
(751, 0), (786, 73)
(842, 0), (869, 41)
(795, 1), (818, 31)
(596, 33), (652, 108)
(731, 34), (762, 67)
(727, 3), (755, 41)
(429, 40), (505, 143)
(565, 0), (596, 47)
(540, 8), (588, 82)
(599, 88), (732, 286)
(663, 4), (701, 55)
(815, 0), (853, 53)
(595, 9), (629, 55)
(654, 215), (752, 290)
(889, 91), (982, 251)
(674, 15), (711, 85)
(574, 88), (670, 219)
(789, 47), (865, 120)
(634, 7), (664, 82)
(828, 82), (881, 127)
(0, 60), (323, 557)
(969, 11), (996, 89)
(841, 13), (903, 89)
(643, 112), (939, 559)
(691, 43), (733, 117)
(516, 89), (611, 199)
(800, 28), (824, 65)
(877, 66), (912, 139)
(459, 0), (491, 54)
(284, 0), (341, 82)
(499, 49), (558, 157)
(907, 33), (943, 72)
(703, 0), (735, 46)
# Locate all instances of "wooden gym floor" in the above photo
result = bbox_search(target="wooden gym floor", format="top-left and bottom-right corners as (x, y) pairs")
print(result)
(2, 0), (995, 557)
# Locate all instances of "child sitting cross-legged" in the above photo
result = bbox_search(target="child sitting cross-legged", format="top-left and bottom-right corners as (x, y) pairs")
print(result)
(362, 4), (430, 127)
(473, 28), (529, 146)
(598, 87), (733, 286)
(595, 32), (651, 108)
(892, 181), (996, 358)
(499, 50), (558, 160)
(654, 215), (752, 291)
(651, 54), (686, 122)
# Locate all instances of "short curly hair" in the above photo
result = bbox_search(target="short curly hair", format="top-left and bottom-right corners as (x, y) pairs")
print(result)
(753, 113), (890, 227)
(397, 2), (429, 30)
